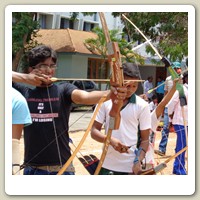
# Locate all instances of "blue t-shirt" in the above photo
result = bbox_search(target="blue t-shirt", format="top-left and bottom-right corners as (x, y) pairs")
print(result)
(156, 81), (165, 94)
(12, 87), (32, 126)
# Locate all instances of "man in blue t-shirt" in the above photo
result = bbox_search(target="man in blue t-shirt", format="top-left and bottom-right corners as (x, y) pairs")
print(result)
(156, 76), (165, 103)
(12, 87), (32, 174)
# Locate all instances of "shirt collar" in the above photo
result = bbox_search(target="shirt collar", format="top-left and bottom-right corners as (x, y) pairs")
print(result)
(120, 93), (136, 111)
(129, 93), (136, 104)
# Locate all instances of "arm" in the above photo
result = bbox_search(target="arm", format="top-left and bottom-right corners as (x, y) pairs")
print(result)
(138, 129), (150, 155)
(12, 89), (32, 174)
(12, 99), (27, 175)
(132, 129), (150, 174)
(71, 89), (110, 105)
(12, 124), (24, 174)
(12, 71), (50, 86)
(167, 91), (179, 116)
(155, 78), (178, 118)
(71, 85), (127, 105)
(132, 100), (151, 174)
(12, 124), (24, 140)
(91, 120), (130, 153)
(90, 120), (106, 143)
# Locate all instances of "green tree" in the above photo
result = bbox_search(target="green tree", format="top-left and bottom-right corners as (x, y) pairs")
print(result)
(12, 12), (40, 71)
(84, 26), (144, 66)
(84, 26), (144, 89)
(12, 12), (187, 72)
(112, 12), (188, 63)
(12, 12), (94, 72)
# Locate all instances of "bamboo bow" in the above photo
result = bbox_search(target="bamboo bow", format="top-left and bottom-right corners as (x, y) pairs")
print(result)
(57, 95), (107, 175)
(94, 12), (125, 175)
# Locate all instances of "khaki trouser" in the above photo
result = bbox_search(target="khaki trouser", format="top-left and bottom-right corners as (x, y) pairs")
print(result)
(32, 162), (75, 173)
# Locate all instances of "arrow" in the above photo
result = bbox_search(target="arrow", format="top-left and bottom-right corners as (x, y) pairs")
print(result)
(50, 77), (145, 83)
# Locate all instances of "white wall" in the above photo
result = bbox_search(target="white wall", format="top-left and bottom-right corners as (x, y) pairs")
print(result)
(56, 53), (88, 78)
(71, 54), (88, 78)
(41, 12), (124, 32)
(100, 12), (123, 31)
(56, 53), (73, 78)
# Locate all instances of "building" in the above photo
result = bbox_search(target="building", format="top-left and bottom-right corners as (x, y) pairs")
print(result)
(33, 12), (167, 93)
(34, 12), (123, 31)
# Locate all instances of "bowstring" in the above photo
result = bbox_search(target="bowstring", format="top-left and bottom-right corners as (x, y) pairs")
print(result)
(19, 97), (94, 171)
(46, 85), (63, 167)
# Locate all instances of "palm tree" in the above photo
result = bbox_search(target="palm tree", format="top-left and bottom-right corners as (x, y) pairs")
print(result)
(84, 27), (144, 89)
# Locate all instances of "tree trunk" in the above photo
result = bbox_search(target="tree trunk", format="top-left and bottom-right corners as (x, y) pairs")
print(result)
(12, 33), (28, 72)
(12, 48), (24, 71)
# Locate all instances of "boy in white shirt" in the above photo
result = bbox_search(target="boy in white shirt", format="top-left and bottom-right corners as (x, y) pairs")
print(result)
(149, 94), (158, 112)
(167, 84), (188, 175)
(145, 78), (179, 172)
(91, 62), (151, 175)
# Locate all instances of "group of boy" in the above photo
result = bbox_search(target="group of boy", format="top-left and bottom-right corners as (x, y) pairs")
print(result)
(12, 45), (188, 175)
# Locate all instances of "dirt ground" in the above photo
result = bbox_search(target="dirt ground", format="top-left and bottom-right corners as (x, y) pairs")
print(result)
(19, 129), (187, 175)
(69, 129), (182, 175)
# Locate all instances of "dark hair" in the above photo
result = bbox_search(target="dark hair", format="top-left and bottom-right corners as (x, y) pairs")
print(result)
(122, 62), (140, 79)
(147, 76), (153, 81)
(152, 94), (158, 100)
(183, 71), (188, 84)
(28, 45), (57, 67)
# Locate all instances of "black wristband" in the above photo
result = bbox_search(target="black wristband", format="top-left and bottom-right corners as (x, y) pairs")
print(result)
(12, 164), (20, 167)
(133, 157), (139, 164)
(133, 147), (144, 164)
(140, 147), (146, 154)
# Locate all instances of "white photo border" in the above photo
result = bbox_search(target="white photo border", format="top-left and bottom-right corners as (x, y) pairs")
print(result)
(5, 4), (195, 195)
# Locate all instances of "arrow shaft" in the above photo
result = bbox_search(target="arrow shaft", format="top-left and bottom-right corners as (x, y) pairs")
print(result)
(51, 77), (110, 82)
(51, 77), (144, 83)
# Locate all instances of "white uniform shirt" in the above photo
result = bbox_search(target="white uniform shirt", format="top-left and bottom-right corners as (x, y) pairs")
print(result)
(149, 101), (157, 112)
(95, 95), (151, 173)
(144, 80), (153, 99)
(164, 76), (173, 92)
(145, 110), (162, 166)
(151, 110), (161, 133)
(167, 86), (188, 126)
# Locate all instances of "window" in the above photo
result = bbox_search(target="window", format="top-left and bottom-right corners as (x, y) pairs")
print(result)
(33, 13), (38, 21)
(83, 22), (95, 31)
(93, 13), (98, 21)
(60, 18), (74, 29)
(39, 14), (46, 28)
(38, 14), (53, 29)
(60, 18), (69, 29)
(88, 58), (109, 80)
